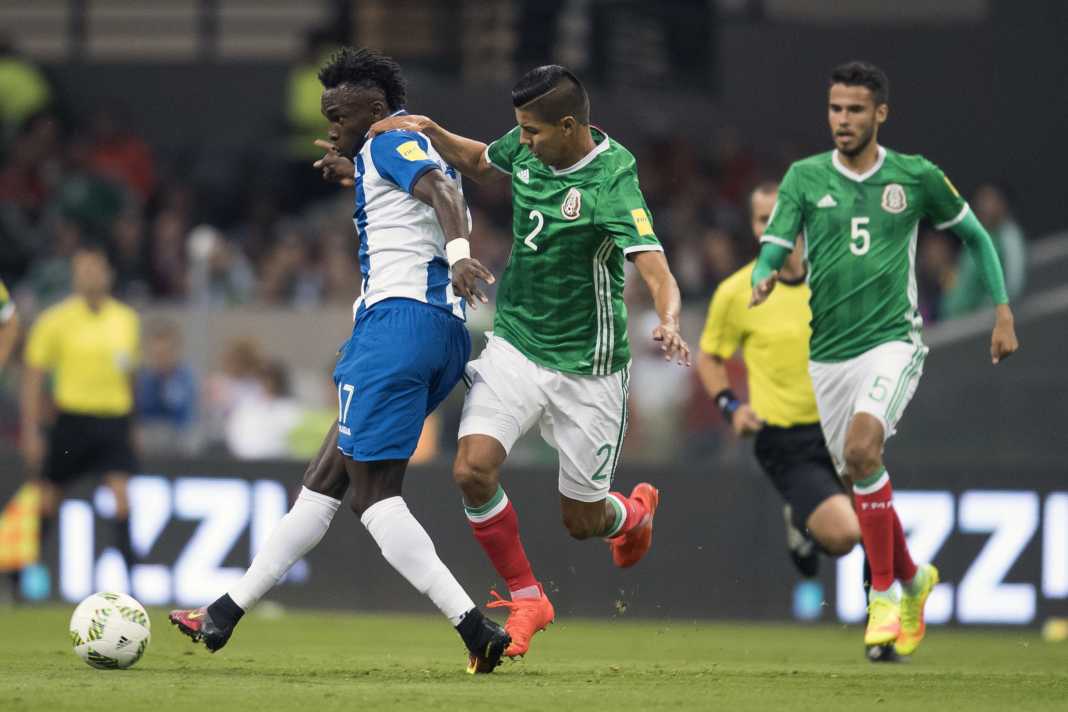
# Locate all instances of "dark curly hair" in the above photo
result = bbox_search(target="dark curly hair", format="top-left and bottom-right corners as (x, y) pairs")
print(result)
(318, 47), (407, 111)
(830, 61), (889, 105)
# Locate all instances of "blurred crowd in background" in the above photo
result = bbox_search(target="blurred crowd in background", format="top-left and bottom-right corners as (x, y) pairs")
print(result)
(0, 32), (1032, 466)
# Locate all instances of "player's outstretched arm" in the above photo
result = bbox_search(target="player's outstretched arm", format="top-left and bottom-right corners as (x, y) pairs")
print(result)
(411, 169), (495, 308)
(749, 242), (790, 307)
(950, 211), (1019, 363)
(632, 251), (690, 366)
(367, 115), (502, 184)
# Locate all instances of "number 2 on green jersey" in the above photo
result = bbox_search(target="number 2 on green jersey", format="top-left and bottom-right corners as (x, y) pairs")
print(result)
(524, 210), (544, 251)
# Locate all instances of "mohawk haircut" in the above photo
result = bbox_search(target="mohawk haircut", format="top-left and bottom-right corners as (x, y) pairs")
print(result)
(318, 47), (407, 111)
(512, 65), (590, 125)
(830, 61), (889, 105)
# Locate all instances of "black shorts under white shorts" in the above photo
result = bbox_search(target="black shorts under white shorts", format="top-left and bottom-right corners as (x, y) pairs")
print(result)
(753, 422), (845, 532)
(43, 412), (138, 485)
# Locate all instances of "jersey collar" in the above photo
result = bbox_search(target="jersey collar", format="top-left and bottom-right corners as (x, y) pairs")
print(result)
(832, 145), (886, 183)
(550, 128), (610, 176)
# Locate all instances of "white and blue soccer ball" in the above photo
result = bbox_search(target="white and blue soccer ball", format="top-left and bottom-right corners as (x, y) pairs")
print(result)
(69, 592), (151, 669)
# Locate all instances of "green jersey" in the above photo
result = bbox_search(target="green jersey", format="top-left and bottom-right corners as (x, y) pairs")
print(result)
(485, 126), (662, 375)
(763, 147), (968, 362)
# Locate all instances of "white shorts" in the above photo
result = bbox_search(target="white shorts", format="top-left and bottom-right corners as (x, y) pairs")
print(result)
(808, 340), (928, 476)
(458, 334), (629, 502)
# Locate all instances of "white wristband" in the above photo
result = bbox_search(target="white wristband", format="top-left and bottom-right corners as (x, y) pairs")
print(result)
(446, 238), (471, 267)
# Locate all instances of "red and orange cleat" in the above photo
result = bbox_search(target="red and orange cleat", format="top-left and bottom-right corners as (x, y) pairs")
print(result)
(168, 607), (234, 652)
(486, 585), (555, 658)
(609, 483), (660, 568)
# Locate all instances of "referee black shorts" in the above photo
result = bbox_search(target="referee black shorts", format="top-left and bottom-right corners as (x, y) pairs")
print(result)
(753, 422), (844, 532)
(43, 412), (139, 485)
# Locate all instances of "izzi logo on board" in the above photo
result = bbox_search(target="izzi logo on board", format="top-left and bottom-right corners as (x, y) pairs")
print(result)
(835, 490), (1068, 625)
(56, 476), (308, 606)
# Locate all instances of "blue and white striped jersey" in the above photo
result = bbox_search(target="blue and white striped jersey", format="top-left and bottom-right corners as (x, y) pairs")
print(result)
(351, 121), (468, 321)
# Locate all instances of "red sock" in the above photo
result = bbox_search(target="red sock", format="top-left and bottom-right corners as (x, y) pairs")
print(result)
(853, 470), (895, 592)
(465, 489), (538, 596)
(606, 491), (648, 538)
(891, 509), (918, 582)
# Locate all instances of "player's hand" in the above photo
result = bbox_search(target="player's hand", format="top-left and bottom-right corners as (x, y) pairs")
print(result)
(313, 140), (355, 187)
(367, 114), (433, 138)
(20, 429), (44, 473)
(730, 404), (764, 437)
(749, 271), (779, 307)
(451, 257), (495, 309)
(652, 320), (691, 366)
(990, 305), (1019, 365)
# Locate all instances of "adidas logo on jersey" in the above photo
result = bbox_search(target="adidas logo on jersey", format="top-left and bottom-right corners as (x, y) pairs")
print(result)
(817, 194), (837, 208)
(516, 168), (530, 184)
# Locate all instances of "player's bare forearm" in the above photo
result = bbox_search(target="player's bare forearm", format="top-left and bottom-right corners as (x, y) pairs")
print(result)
(420, 122), (499, 183)
(696, 352), (731, 398)
(0, 313), (18, 369)
(367, 114), (500, 183)
(19, 365), (46, 471)
(633, 251), (690, 365)
(412, 169), (495, 307)
(19, 366), (43, 434)
(991, 303), (1019, 365)
(413, 169), (468, 241)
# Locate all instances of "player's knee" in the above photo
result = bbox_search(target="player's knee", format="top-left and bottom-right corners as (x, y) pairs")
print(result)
(349, 487), (399, 518)
(303, 459), (348, 501)
(843, 442), (881, 479)
(452, 456), (497, 496)
(819, 526), (861, 557)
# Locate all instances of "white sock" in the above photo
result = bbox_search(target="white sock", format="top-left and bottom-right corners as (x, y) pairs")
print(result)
(361, 496), (475, 625)
(227, 487), (341, 611)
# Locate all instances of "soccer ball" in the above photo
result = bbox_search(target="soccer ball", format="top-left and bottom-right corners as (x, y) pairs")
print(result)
(69, 592), (151, 669)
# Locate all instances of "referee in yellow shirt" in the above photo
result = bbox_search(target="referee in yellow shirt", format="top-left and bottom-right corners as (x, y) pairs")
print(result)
(21, 246), (141, 567)
(697, 182), (861, 573)
(0, 279), (18, 369)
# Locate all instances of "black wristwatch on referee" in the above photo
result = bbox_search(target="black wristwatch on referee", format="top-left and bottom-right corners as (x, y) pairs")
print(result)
(714, 388), (741, 423)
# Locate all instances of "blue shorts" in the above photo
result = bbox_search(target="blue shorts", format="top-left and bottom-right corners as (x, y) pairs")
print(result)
(333, 298), (470, 461)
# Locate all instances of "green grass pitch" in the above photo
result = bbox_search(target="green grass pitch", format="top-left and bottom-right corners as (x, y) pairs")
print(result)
(2, 606), (1066, 711)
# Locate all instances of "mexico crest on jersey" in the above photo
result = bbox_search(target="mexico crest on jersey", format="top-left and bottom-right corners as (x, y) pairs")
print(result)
(881, 184), (907, 214)
(561, 187), (582, 220)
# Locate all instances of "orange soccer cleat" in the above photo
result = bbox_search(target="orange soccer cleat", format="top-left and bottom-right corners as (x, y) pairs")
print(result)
(486, 585), (555, 658)
(609, 483), (660, 568)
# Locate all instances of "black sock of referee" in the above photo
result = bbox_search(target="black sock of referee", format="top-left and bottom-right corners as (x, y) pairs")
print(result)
(207, 594), (245, 628)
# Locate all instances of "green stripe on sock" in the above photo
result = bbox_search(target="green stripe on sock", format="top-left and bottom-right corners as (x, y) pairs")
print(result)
(604, 495), (626, 538)
(854, 467), (887, 490)
(464, 486), (505, 517)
